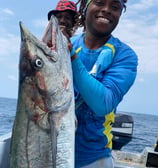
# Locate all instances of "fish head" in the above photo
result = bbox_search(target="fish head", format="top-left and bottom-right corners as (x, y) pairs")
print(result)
(19, 18), (73, 127)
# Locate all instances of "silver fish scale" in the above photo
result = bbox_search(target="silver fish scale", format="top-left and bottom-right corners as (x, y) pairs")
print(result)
(56, 108), (75, 168)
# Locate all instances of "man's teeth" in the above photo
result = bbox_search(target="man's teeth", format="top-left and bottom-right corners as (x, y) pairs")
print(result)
(98, 18), (110, 23)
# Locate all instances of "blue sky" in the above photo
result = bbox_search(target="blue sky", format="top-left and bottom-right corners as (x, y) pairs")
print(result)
(0, 0), (158, 116)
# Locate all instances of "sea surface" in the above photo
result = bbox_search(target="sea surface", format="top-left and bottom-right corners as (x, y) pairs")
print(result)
(0, 97), (158, 153)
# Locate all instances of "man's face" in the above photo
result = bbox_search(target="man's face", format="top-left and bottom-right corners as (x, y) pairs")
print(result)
(55, 11), (74, 29)
(85, 0), (122, 37)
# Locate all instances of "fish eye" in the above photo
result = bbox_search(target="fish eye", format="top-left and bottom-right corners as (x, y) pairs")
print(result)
(32, 57), (44, 70)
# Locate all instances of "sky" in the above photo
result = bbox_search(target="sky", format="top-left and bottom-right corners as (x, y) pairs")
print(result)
(0, 0), (158, 116)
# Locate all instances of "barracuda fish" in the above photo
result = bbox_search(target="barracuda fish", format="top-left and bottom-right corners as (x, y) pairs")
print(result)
(10, 15), (75, 168)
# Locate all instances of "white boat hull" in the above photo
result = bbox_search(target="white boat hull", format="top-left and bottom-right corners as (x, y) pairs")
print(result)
(0, 133), (11, 168)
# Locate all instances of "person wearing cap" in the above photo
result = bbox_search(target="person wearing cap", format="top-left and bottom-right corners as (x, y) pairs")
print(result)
(69, 0), (138, 167)
(47, 0), (78, 38)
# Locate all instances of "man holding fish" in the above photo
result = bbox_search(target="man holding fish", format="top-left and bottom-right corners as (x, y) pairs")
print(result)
(47, 0), (137, 167)
(10, 0), (137, 168)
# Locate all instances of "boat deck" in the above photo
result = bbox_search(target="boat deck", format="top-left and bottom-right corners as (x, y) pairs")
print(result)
(113, 148), (158, 168)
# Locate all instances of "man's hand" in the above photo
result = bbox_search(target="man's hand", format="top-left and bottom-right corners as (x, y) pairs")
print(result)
(59, 25), (73, 40)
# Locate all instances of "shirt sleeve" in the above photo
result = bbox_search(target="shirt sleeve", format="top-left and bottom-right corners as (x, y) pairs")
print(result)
(71, 48), (138, 117)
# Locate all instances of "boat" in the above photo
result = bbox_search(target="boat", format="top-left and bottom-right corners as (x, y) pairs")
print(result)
(112, 112), (134, 150)
(1, 112), (158, 167)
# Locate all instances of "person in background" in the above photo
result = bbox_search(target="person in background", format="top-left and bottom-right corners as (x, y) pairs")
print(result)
(47, 0), (78, 38)
(68, 0), (138, 167)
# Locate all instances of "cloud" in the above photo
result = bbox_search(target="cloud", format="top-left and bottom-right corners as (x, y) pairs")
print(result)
(113, 1), (158, 74)
(0, 34), (20, 57)
(129, 0), (156, 10)
(1, 8), (14, 15)
(0, 8), (14, 21)
(8, 75), (17, 82)
(137, 78), (145, 83)
(0, 32), (19, 74)
(33, 19), (48, 29)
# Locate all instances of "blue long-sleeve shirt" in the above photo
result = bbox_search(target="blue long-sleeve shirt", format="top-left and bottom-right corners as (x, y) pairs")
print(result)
(71, 33), (138, 168)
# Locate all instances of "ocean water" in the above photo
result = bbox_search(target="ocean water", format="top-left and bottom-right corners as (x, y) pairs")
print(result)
(0, 97), (158, 153)
(0, 97), (16, 136)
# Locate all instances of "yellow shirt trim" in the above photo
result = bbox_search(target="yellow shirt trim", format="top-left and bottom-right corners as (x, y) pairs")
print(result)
(104, 43), (115, 56)
(103, 110), (115, 149)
